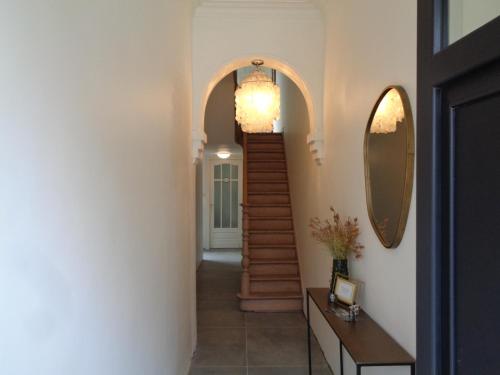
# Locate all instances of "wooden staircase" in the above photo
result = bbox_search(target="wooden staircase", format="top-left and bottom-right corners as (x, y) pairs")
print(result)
(238, 132), (303, 312)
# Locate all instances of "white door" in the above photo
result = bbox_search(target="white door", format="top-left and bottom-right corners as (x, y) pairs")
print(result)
(210, 160), (243, 248)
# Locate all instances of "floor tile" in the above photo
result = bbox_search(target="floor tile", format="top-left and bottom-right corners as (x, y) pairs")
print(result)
(245, 312), (306, 328)
(247, 327), (326, 367)
(192, 327), (246, 366)
(197, 277), (241, 301)
(197, 300), (245, 328)
(248, 367), (333, 375)
(189, 367), (247, 375)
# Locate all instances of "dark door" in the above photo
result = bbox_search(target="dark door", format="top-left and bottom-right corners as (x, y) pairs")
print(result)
(417, 1), (500, 375)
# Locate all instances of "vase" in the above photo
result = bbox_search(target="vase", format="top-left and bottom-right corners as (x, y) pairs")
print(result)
(328, 258), (349, 304)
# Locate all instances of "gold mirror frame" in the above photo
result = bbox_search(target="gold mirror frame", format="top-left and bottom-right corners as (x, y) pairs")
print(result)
(364, 86), (415, 248)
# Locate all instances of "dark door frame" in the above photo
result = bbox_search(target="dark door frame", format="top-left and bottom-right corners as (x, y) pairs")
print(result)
(417, 1), (500, 374)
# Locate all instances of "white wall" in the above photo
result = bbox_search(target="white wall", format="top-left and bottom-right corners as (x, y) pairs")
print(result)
(0, 1), (196, 374)
(283, 0), (417, 357)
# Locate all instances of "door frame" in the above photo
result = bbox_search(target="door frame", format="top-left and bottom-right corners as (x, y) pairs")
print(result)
(417, 2), (500, 374)
(208, 155), (243, 249)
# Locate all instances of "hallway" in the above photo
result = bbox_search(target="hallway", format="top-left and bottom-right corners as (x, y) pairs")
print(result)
(190, 249), (332, 375)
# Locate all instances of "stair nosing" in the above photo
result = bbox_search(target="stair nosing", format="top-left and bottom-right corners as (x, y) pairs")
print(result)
(250, 258), (298, 264)
(250, 274), (301, 281)
(248, 192), (289, 195)
(248, 170), (287, 173)
(249, 230), (294, 233)
(238, 292), (302, 300)
(248, 180), (289, 184)
(247, 203), (291, 207)
(248, 160), (286, 163)
(250, 244), (296, 248)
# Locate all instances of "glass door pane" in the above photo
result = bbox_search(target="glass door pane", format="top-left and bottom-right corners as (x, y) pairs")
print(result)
(448, 0), (500, 45)
(213, 163), (239, 229)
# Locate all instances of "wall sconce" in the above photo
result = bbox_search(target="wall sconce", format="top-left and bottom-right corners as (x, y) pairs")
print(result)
(216, 150), (231, 159)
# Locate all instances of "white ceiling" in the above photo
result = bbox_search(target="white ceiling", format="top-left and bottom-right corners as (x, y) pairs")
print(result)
(194, 0), (324, 10)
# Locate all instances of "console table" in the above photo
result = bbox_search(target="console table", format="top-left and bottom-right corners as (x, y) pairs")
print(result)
(307, 288), (415, 375)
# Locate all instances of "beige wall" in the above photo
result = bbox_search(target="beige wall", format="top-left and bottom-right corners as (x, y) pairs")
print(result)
(205, 73), (240, 153)
(284, 0), (416, 356)
(0, 1), (195, 374)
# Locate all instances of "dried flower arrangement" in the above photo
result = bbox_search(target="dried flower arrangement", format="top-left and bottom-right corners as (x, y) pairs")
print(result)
(310, 207), (364, 260)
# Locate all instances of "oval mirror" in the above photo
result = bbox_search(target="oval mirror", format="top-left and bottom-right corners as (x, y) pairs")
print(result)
(364, 86), (414, 248)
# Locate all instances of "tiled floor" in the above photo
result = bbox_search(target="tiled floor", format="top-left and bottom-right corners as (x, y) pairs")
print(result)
(190, 249), (333, 375)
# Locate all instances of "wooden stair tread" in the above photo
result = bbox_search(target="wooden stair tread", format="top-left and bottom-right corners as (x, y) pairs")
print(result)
(248, 179), (288, 183)
(238, 291), (302, 300)
(248, 159), (286, 162)
(250, 258), (298, 264)
(248, 148), (284, 151)
(247, 203), (291, 207)
(249, 172), (287, 174)
(251, 274), (300, 281)
(248, 192), (289, 195)
(249, 230), (294, 234)
(248, 216), (292, 220)
(250, 244), (296, 248)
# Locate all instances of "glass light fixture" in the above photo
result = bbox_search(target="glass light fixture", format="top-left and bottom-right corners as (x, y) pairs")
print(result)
(370, 88), (405, 134)
(235, 60), (280, 133)
(216, 150), (231, 159)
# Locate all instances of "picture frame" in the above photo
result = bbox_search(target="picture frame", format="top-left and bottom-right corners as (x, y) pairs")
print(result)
(332, 272), (349, 295)
(334, 276), (358, 306)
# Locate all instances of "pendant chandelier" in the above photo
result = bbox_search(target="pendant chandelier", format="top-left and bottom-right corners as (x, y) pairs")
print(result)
(370, 88), (405, 134)
(235, 60), (280, 133)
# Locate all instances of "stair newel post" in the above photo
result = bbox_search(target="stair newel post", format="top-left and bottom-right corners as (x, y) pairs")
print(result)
(240, 132), (251, 298)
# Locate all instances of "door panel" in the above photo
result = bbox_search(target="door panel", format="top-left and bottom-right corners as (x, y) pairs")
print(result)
(418, 1), (500, 374)
(210, 160), (242, 248)
(452, 93), (500, 374)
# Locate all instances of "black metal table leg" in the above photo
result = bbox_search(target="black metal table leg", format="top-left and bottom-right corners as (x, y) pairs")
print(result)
(307, 291), (312, 375)
(339, 342), (344, 375)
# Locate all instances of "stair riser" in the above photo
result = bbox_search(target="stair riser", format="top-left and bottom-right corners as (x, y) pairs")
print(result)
(248, 152), (285, 160)
(247, 143), (284, 152)
(248, 195), (290, 205)
(249, 219), (293, 230)
(248, 171), (287, 180)
(250, 248), (297, 259)
(248, 183), (288, 193)
(249, 263), (299, 275)
(249, 233), (295, 245)
(250, 280), (301, 293)
(240, 298), (302, 312)
(247, 206), (291, 217)
(247, 134), (282, 142)
(248, 161), (286, 170)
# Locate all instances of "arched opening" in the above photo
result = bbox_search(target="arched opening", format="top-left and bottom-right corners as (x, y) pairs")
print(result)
(195, 62), (310, 261)
(192, 56), (323, 165)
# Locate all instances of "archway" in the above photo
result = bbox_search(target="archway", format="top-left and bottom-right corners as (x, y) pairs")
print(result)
(192, 56), (324, 165)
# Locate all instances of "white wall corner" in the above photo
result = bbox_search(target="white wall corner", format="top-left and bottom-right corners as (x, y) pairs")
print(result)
(307, 133), (324, 165)
(192, 131), (207, 164)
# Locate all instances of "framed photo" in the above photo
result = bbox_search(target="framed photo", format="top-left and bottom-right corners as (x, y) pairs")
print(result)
(334, 277), (358, 306)
(332, 272), (349, 294)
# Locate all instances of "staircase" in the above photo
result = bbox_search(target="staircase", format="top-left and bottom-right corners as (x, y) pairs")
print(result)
(238, 132), (303, 312)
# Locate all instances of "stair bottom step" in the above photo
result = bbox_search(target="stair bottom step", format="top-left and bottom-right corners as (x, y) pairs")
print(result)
(239, 293), (303, 312)
(250, 280), (301, 293)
